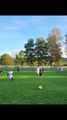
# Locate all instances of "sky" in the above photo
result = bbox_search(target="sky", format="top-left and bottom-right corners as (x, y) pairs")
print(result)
(0, 15), (67, 58)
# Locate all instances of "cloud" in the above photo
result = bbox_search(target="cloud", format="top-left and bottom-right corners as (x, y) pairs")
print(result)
(0, 19), (27, 31)
(15, 21), (27, 27)
(19, 39), (27, 44)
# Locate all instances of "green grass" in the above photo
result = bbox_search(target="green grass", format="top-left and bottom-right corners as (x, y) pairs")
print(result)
(0, 68), (67, 104)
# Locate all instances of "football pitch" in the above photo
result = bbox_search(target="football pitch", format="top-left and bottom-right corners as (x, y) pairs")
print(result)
(0, 68), (67, 104)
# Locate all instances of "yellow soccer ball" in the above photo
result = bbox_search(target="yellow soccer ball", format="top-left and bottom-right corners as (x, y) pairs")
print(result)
(38, 85), (43, 90)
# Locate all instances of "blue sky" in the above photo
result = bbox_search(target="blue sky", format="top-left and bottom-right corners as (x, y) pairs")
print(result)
(0, 16), (67, 57)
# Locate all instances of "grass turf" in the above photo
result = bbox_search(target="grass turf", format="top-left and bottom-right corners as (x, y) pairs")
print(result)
(0, 68), (67, 104)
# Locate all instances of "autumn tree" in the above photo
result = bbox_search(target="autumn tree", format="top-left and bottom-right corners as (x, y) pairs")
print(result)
(47, 28), (62, 66)
(1, 53), (14, 65)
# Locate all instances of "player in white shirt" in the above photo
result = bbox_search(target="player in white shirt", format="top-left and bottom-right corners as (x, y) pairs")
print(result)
(7, 69), (13, 80)
(36, 66), (40, 76)
(61, 66), (63, 71)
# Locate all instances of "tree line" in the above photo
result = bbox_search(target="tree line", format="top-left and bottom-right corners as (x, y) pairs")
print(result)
(0, 28), (65, 66)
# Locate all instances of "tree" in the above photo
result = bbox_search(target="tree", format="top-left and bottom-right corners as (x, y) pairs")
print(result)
(35, 37), (48, 66)
(0, 56), (1, 65)
(1, 53), (14, 65)
(18, 50), (26, 65)
(15, 54), (20, 65)
(50, 28), (60, 40)
(47, 28), (62, 66)
(24, 38), (35, 66)
(65, 34), (67, 61)
(15, 50), (26, 66)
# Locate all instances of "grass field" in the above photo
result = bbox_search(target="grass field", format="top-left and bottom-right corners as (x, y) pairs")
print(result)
(0, 68), (67, 104)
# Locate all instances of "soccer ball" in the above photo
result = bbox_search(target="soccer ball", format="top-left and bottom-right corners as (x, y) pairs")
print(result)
(38, 85), (43, 90)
